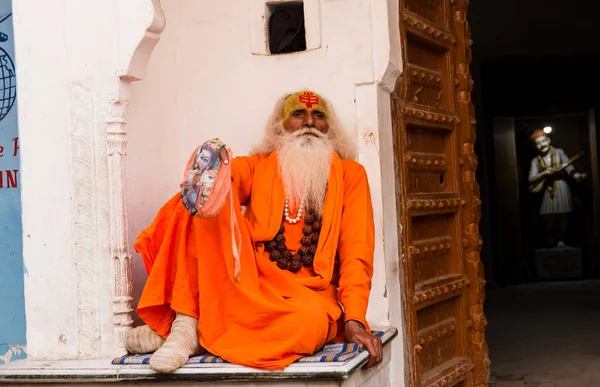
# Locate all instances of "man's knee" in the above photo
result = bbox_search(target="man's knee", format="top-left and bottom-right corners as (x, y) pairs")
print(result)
(291, 302), (330, 352)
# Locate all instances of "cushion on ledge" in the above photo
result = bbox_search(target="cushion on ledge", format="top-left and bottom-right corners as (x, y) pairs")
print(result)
(112, 330), (385, 365)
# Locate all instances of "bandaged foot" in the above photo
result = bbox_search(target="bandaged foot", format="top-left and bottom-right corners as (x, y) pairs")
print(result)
(149, 313), (204, 373)
(126, 325), (165, 354)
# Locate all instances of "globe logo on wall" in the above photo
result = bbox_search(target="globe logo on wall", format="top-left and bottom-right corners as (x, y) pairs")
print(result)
(0, 46), (15, 122)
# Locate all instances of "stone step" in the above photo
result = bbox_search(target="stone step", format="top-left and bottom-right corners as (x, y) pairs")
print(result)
(0, 327), (397, 386)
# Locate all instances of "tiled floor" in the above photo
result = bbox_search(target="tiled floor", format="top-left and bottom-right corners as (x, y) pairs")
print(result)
(485, 280), (600, 387)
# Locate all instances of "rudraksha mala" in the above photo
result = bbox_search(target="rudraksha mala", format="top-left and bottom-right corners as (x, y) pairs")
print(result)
(265, 212), (322, 272)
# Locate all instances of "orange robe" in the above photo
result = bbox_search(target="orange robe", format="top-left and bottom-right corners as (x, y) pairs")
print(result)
(134, 151), (375, 370)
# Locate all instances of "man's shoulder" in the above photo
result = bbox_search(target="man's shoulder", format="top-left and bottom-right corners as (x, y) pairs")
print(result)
(341, 158), (366, 171)
(341, 159), (368, 181)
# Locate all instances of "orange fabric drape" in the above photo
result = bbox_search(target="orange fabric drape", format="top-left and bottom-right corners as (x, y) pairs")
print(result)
(134, 152), (375, 370)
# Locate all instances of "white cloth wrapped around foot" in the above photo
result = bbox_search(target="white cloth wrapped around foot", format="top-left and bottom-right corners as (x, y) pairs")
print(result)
(149, 312), (205, 373)
(126, 324), (165, 354)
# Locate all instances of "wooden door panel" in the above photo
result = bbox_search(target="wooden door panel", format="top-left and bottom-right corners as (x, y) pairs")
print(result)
(393, 0), (489, 386)
(405, 128), (453, 194)
(405, 38), (451, 110)
(411, 214), (454, 284)
(422, 358), (473, 387)
(405, 0), (445, 26)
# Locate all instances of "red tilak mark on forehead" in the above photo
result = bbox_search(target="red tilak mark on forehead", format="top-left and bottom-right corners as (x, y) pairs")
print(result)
(298, 92), (319, 109)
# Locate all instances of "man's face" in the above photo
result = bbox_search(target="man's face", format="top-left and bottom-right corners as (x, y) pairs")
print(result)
(534, 135), (551, 154)
(283, 108), (329, 135)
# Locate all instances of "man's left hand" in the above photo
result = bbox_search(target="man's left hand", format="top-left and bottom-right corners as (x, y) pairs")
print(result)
(344, 320), (383, 368)
(219, 146), (230, 165)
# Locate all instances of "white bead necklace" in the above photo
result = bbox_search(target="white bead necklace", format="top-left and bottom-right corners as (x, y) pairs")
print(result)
(284, 196), (306, 224)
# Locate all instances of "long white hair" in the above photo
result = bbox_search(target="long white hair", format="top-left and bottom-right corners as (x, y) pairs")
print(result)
(251, 92), (357, 160)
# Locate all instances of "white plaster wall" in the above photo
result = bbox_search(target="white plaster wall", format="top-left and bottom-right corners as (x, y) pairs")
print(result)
(14, 0), (75, 359)
(126, 0), (404, 384)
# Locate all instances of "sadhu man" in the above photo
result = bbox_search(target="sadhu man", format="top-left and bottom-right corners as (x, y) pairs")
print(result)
(126, 90), (382, 373)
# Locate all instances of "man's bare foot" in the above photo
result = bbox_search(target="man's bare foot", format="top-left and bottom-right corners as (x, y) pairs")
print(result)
(149, 313), (205, 373)
(126, 325), (165, 354)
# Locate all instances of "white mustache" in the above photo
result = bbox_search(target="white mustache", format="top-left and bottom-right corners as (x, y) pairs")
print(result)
(292, 127), (327, 139)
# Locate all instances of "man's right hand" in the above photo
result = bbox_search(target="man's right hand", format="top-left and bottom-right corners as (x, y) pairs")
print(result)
(220, 146), (230, 165)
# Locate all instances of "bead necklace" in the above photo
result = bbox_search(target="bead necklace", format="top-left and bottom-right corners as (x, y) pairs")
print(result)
(284, 196), (306, 224)
(266, 212), (321, 272)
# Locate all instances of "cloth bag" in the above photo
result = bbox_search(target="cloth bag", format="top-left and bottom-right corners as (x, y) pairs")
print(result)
(180, 139), (242, 279)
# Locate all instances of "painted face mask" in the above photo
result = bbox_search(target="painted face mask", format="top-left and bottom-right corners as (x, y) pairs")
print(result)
(180, 139), (231, 218)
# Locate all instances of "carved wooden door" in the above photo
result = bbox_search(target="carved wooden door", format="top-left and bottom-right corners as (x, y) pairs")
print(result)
(391, 0), (490, 386)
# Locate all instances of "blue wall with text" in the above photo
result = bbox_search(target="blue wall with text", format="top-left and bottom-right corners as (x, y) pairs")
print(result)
(0, 0), (26, 365)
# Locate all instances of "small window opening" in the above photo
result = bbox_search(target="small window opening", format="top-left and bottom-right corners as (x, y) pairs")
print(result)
(267, 2), (306, 54)
(439, 174), (445, 185)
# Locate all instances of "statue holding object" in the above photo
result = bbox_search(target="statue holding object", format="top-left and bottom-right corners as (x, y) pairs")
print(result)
(528, 130), (586, 248)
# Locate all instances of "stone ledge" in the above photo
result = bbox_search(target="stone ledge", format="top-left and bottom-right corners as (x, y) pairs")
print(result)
(0, 328), (397, 385)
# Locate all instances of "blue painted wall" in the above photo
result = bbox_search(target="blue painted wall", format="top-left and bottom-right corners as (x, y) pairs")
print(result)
(0, 0), (26, 365)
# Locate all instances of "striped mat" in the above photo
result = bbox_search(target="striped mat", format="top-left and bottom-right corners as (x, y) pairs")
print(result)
(112, 330), (384, 365)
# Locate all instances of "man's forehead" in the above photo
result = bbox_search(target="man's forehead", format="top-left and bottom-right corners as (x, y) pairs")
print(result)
(283, 90), (328, 119)
(291, 106), (325, 113)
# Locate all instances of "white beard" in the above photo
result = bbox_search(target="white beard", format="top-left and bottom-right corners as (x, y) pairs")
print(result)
(277, 128), (333, 217)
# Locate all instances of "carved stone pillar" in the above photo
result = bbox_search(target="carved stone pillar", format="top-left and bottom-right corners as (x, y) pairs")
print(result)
(107, 98), (134, 349)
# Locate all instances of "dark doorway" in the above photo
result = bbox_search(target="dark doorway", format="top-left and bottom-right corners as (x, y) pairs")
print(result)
(468, 0), (600, 385)
(474, 54), (600, 286)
